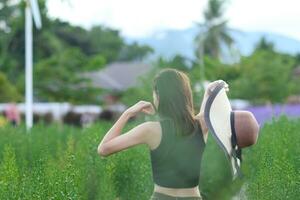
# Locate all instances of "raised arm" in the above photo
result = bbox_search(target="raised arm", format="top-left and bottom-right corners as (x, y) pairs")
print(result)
(97, 101), (155, 157)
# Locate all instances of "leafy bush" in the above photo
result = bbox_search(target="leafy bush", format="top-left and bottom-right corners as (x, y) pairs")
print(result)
(0, 117), (299, 199)
(243, 116), (300, 200)
(0, 72), (22, 102)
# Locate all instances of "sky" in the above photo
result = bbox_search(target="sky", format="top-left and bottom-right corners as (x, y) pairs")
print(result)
(47, 0), (300, 40)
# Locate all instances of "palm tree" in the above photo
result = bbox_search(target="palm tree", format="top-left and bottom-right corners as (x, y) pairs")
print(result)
(194, 0), (235, 100)
(195, 0), (234, 60)
(255, 36), (275, 52)
(194, 0), (235, 95)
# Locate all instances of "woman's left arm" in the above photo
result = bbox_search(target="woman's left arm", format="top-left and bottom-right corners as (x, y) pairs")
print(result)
(97, 101), (155, 157)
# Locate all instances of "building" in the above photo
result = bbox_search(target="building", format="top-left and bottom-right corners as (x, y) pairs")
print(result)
(82, 62), (154, 91)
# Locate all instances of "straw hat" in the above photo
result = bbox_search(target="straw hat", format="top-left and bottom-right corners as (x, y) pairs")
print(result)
(204, 82), (259, 178)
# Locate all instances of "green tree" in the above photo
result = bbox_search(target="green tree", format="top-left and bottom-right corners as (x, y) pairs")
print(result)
(155, 55), (192, 72)
(0, 72), (21, 102)
(230, 50), (295, 103)
(255, 36), (275, 52)
(0, 0), (25, 82)
(0, 0), (52, 82)
(295, 53), (300, 65)
(0, 0), (154, 104)
(118, 42), (154, 61)
(0, 145), (20, 199)
(85, 54), (106, 71)
(189, 55), (240, 82)
(33, 48), (102, 103)
(195, 0), (234, 60)
(87, 26), (124, 62)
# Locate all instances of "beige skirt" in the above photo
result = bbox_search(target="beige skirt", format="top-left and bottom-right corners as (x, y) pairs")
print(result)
(150, 192), (202, 200)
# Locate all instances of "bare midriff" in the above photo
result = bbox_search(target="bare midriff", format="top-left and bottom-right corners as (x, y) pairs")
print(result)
(154, 183), (201, 197)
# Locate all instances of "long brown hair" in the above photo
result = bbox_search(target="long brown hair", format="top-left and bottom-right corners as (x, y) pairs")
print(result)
(153, 68), (197, 136)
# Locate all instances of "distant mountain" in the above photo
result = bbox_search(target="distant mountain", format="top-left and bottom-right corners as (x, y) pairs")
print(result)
(125, 27), (300, 61)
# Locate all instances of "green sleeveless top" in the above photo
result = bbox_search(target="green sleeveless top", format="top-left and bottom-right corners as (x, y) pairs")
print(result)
(150, 118), (206, 188)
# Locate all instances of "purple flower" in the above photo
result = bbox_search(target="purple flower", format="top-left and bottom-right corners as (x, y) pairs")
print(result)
(242, 104), (300, 126)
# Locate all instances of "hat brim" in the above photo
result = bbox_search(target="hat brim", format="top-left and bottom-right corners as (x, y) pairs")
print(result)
(204, 82), (240, 178)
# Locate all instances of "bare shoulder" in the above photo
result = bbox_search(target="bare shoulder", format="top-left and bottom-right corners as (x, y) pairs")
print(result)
(143, 121), (161, 137)
(142, 121), (162, 150)
(138, 121), (160, 134)
(145, 121), (161, 129)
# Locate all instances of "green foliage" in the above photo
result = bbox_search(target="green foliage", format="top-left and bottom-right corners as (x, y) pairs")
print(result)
(0, 117), (299, 199)
(122, 47), (298, 112)
(33, 47), (103, 103)
(255, 37), (275, 52)
(204, 0), (226, 20)
(118, 42), (154, 61)
(199, 135), (235, 200)
(155, 55), (192, 72)
(190, 56), (240, 81)
(0, 1), (153, 104)
(0, 72), (22, 102)
(195, 0), (234, 60)
(230, 50), (295, 103)
(188, 46), (298, 104)
(87, 26), (124, 62)
(44, 136), (81, 199)
(85, 54), (106, 71)
(243, 116), (300, 200)
(0, 145), (20, 199)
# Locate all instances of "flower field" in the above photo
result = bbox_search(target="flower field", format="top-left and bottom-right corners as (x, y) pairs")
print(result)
(246, 104), (300, 125)
(0, 116), (299, 200)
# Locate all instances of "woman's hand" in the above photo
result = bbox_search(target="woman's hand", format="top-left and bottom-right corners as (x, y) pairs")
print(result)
(125, 101), (155, 118)
(199, 80), (229, 115)
(205, 80), (229, 96)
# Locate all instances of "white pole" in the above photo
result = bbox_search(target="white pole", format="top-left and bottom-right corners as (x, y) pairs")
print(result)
(25, 4), (33, 130)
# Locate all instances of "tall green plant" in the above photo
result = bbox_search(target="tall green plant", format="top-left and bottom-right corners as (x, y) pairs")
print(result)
(195, 0), (234, 60)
